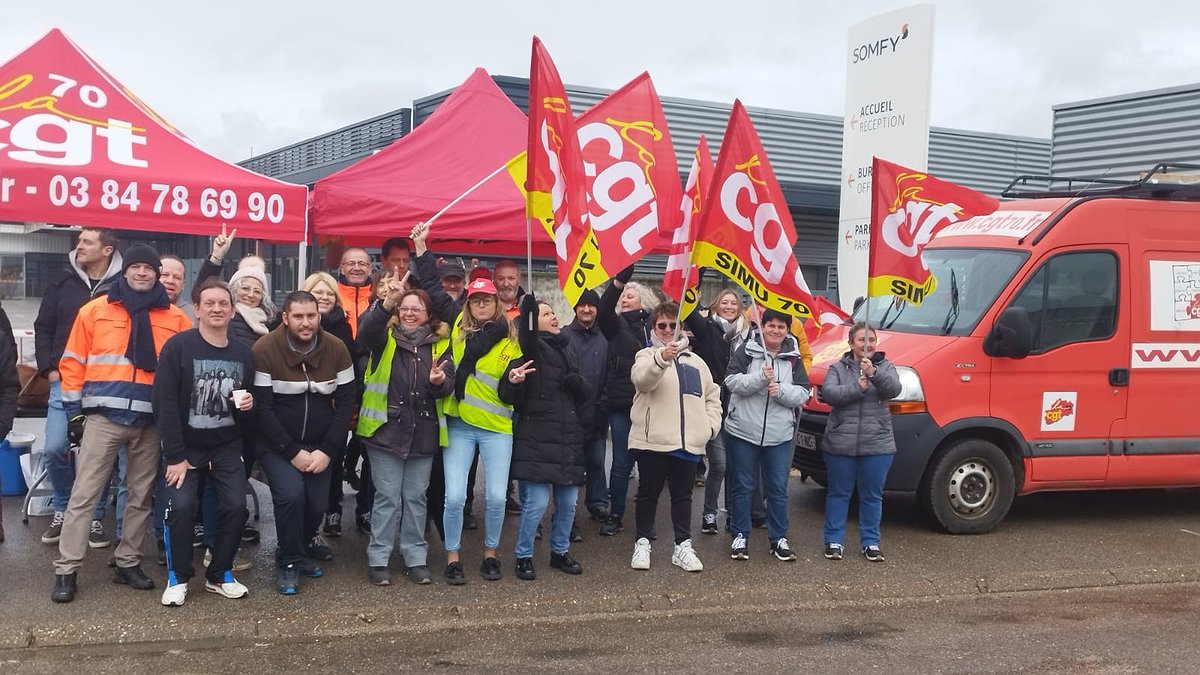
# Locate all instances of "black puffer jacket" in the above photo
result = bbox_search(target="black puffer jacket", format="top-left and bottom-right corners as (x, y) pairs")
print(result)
(33, 253), (123, 376)
(499, 296), (589, 485)
(597, 282), (651, 409)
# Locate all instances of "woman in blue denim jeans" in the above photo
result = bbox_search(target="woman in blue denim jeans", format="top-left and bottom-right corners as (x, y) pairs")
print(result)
(819, 322), (901, 563)
(500, 295), (589, 581)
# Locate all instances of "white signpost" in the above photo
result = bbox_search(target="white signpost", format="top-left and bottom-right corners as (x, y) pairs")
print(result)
(836, 4), (935, 309)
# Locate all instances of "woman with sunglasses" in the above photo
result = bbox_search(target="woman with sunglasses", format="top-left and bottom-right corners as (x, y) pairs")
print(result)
(627, 303), (722, 573)
(596, 266), (659, 537)
(410, 221), (521, 585)
(499, 294), (589, 581)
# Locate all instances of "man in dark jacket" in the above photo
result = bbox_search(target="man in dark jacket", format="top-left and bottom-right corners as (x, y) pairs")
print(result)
(0, 301), (21, 543)
(252, 291), (356, 595)
(154, 279), (256, 606)
(33, 227), (123, 546)
(562, 289), (610, 521)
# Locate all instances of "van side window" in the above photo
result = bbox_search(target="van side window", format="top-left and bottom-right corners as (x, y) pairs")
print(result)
(1007, 251), (1118, 353)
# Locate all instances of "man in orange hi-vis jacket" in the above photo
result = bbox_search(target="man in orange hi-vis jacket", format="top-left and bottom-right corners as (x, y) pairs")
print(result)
(51, 244), (192, 604)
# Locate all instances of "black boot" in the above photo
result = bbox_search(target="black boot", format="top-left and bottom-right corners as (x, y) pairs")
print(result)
(52, 573), (77, 603)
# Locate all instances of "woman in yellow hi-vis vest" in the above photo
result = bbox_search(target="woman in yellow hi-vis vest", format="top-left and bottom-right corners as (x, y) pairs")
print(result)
(356, 275), (454, 587)
(411, 222), (521, 586)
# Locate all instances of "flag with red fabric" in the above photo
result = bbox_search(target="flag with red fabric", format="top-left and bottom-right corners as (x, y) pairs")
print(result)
(868, 157), (999, 304)
(692, 100), (815, 318)
(571, 72), (679, 296)
(526, 37), (590, 303)
(803, 295), (850, 345)
(662, 135), (713, 318)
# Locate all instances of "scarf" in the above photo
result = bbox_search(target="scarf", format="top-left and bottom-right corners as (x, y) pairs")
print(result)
(394, 324), (433, 351)
(107, 277), (170, 372)
(235, 303), (271, 336)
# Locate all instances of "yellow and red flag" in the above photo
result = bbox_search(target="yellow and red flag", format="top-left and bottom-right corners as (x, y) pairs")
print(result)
(569, 72), (680, 297)
(692, 101), (815, 318)
(526, 37), (590, 302)
(868, 157), (999, 303)
(662, 135), (713, 319)
(803, 295), (850, 345)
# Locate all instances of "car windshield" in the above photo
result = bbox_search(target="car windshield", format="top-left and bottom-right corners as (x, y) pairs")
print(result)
(853, 248), (1028, 336)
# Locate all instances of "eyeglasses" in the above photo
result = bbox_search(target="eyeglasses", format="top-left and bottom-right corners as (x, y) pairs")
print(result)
(341, 260), (372, 268)
(468, 296), (494, 305)
(655, 322), (678, 330)
(397, 306), (426, 314)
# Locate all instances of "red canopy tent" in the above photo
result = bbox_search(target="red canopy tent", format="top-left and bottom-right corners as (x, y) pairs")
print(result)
(309, 68), (555, 257)
(0, 29), (307, 242)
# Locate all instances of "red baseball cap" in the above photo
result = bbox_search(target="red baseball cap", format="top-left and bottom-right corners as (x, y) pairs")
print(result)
(466, 278), (497, 297)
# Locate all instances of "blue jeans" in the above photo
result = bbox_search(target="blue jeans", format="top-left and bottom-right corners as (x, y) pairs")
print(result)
(606, 407), (635, 519)
(702, 432), (728, 517)
(822, 452), (894, 548)
(44, 381), (106, 519)
(582, 436), (608, 514)
(367, 448), (433, 567)
(443, 417), (512, 552)
(727, 434), (792, 544)
(514, 482), (578, 558)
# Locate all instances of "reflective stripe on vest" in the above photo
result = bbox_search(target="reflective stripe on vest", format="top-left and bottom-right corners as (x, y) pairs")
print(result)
(355, 330), (451, 447)
(445, 321), (520, 434)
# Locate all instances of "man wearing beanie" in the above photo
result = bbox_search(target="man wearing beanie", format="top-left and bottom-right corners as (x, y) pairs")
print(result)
(52, 244), (192, 603)
(562, 289), (610, 521)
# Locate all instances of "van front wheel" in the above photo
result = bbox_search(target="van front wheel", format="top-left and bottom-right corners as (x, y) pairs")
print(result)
(921, 438), (1015, 534)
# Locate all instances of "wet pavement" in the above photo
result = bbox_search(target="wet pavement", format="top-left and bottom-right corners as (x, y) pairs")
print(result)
(2, 412), (1200, 659)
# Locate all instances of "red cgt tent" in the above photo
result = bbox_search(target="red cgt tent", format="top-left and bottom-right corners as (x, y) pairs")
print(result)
(309, 68), (555, 257)
(0, 29), (307, 242)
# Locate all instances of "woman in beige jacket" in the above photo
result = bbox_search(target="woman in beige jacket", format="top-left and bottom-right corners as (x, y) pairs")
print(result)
(627, 302), (723, 573)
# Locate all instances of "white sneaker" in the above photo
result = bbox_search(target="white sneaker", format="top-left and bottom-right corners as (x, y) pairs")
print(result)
(672, 539), (704, 572)
(161, 582), (188, 607)
(205, 572), (249, 599)
(630, 537), (652, 570)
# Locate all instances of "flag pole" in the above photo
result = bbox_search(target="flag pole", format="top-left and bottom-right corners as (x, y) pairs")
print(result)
(426, 160), (513, 228)
(672, 247), (694, 343)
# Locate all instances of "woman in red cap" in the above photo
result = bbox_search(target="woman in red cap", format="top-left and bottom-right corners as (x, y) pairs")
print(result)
(409, 222), (521, 586)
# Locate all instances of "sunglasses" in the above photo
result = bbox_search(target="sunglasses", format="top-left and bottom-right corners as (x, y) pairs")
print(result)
(655, 322), (678, 330)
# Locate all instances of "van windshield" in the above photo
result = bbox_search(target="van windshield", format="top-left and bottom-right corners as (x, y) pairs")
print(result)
(853, 248), (1028, 336)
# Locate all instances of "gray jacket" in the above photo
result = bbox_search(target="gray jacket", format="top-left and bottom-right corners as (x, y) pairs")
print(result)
(821, 351), (902, 456)
(723, 336), (811, 447)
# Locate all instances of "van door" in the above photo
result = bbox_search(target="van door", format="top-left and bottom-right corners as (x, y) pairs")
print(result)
(989, 248), (1129, 484)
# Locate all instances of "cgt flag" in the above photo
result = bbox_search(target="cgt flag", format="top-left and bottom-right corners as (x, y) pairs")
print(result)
(527, 37), (590, 302)
(662, 135), (713, 319)
(868, 157), (999, 304)
(570, 72), (680, 297)
(692, 100), (815, 319)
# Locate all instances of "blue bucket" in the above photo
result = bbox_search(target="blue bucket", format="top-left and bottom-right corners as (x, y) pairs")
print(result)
(0, 432), (36, 496)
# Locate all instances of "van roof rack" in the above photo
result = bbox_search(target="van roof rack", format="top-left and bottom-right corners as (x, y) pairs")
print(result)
(1002, 162), (1200, 200)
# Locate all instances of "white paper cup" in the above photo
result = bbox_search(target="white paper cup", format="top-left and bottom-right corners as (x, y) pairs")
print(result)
(232, 389), (251, 408)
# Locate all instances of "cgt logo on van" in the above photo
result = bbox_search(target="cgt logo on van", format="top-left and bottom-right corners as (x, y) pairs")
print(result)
(850, 23), (910, 64)
(1040, 392), (1077, 432)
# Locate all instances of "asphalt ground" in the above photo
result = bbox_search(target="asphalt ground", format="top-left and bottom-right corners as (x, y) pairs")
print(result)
(2, 410), (1200, 655)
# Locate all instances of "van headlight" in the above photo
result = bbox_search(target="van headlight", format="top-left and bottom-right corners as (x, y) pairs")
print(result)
(888, 366), (927, 415)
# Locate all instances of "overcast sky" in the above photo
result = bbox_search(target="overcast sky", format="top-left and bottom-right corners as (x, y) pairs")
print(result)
(6, 0), (1198, 163)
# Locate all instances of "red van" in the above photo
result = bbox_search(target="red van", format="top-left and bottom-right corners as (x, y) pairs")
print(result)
(794, 165), (1200, 533)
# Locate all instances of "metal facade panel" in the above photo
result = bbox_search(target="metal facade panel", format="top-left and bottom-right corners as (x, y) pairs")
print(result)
(239, 109), (412, 183)
(1052, 85), (1200, 178)
(929, 130), (1052, 195)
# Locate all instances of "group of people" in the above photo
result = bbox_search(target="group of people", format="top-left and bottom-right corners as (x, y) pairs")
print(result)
(26, 221), (901, 606)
